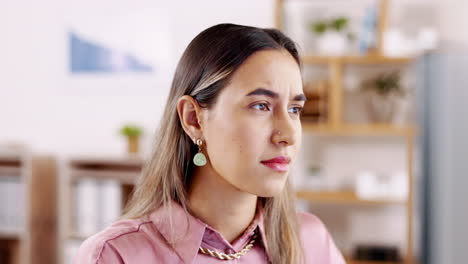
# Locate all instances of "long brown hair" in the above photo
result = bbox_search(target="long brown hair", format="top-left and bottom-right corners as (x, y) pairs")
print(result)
(122, 23), (304, 264)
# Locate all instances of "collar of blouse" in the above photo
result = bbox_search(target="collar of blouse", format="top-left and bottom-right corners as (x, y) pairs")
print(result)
(150, 199), (270, 263)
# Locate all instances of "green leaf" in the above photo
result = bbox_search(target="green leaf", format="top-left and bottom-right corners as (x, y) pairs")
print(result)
(330, 17), (348, 31)
(310, 21), (328, 35)
(361, 71), (405, 97)
(119, 124), (143, 137)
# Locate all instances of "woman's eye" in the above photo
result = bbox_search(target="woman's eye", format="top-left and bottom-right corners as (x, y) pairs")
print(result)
(289, 106), (303, 115)
(251, 103), (303, 115)
(252, 103), (270, 111)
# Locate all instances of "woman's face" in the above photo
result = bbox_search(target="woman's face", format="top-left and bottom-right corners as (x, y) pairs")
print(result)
(201, 49), (305, 197)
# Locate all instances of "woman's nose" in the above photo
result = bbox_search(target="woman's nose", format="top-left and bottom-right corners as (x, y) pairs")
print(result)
(271, 112), (297, 146)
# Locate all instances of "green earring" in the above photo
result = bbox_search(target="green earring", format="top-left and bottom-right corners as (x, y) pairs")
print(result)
(193, 139), (207, 166)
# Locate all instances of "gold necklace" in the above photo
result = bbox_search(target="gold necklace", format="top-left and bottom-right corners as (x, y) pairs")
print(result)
(198, 232), (257, 260)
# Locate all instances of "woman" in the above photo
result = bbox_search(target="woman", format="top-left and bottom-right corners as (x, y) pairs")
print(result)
(75, 23), (345, 264)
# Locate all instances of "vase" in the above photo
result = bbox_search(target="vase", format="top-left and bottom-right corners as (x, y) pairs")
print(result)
(316, 31), (348, 56)
(127, 136), (139, 154)
(365, 92), (399, 123)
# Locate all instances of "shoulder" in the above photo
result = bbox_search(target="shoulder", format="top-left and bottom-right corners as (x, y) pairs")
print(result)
(296, 211), (329, 239)
(74, 218), (157, 264)
(296, 211), (347, 264)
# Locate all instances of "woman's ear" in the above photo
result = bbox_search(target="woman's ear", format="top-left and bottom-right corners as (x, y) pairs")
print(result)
(176, 95), (204, 141)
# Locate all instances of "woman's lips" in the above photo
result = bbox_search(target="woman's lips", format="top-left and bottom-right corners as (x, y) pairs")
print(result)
(261, 162), (289, 172)
(261, 156), (291, 172)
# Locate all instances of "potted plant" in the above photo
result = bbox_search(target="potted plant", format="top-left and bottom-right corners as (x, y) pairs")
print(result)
(119, 124), (143, 154)
(310, 16), (353, 56)
(361, 71), (405, 123)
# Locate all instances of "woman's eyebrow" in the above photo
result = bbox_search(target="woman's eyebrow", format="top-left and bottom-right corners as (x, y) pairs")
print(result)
(246, 88), (307, 102)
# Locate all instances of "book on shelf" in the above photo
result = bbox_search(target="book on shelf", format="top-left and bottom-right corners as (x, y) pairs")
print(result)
(72, 178), (122, 237)
(99, 180), (123, 228)
(0, 175), (25, 234)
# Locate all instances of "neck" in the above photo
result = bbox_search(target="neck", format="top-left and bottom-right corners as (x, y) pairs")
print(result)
(188, 165), (258, 243)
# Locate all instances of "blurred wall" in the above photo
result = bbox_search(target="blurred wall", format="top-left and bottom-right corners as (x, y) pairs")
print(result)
(0, 0), (273, 156)
(437, 0), (468, 46)
(2, 0), (467, 156)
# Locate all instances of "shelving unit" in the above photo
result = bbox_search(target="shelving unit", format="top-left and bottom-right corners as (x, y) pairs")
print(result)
(301, 123), (415, 136)
(59, 155), (143, 264)
(0, 152), (25, 264)
(347, 259), (403, 264)
(296, 190), (407, 206)
(0, 151), (57, 264)
(275, 0), (417, 263)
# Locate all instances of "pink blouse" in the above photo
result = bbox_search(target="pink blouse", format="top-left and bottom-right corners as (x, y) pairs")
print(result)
(75, 200), (346, 263)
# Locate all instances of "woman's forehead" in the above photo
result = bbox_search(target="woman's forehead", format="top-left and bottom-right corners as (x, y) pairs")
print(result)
(226, 50), (303, 96)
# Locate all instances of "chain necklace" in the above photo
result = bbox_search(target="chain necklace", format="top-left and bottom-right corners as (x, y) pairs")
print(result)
(198, 231), (257, 260)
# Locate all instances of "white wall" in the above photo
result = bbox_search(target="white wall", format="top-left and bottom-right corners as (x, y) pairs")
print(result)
(437, 0), (468, 46)
(2, 0), (465, 155)
(0, 0), (273, 156)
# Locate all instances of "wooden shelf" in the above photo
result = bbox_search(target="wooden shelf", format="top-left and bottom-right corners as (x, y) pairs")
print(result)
(302, 55), (415, 65)
(0, 153), (22, 163)
(0, 156), (22, 176)
(69, 156), (143, 184)
(0, 166), (21, 176)
(61, 156), (144, 263)
(347, 258), (404, 264)
(0, 153), (26, 264)
(69, 155), (143, 170)
(276, 1), (417, 262)
(0, 153), (57, 264)
(345, 255), (416, 264)
(301, 123), (416, 136)
(70, 169), (140, 185)
(296, 190), (407, 206)
(0, 230), (22, 240)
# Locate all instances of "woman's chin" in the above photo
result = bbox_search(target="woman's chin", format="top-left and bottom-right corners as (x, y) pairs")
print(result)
(250, 181), (287, 198)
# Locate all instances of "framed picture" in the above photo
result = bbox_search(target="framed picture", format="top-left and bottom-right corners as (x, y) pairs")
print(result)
(63, 4), (173, 95)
